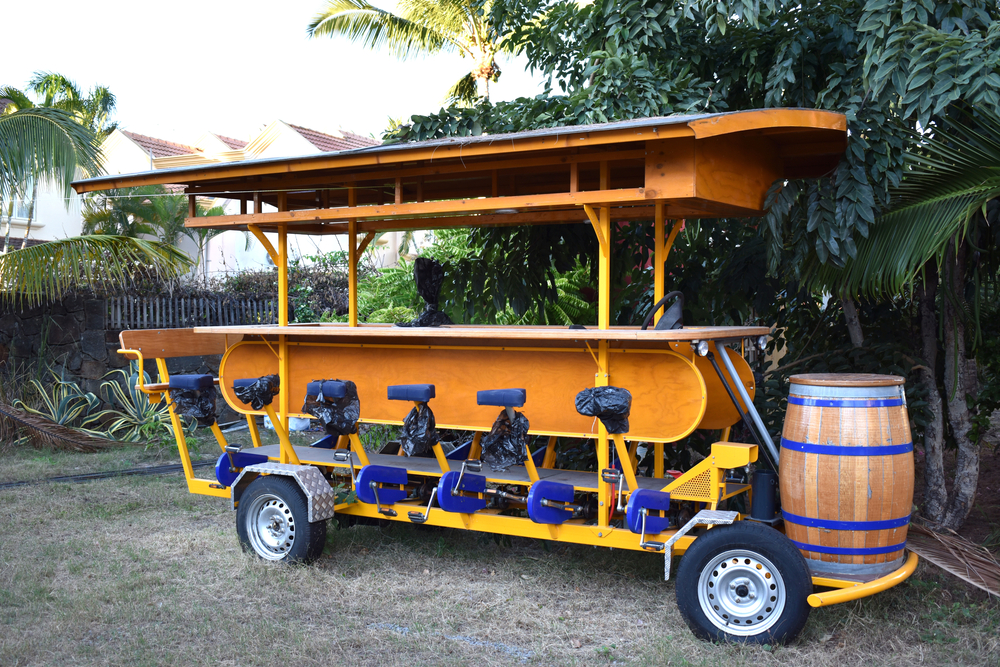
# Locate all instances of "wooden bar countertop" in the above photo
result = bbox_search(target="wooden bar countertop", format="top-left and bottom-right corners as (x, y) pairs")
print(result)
(192, 322), (770, 342)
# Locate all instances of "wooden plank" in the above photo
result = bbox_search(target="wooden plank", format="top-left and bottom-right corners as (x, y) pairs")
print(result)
(191, 323), (769, 342)
(184, 188), (648, 229)
(119, 328), (243, 358)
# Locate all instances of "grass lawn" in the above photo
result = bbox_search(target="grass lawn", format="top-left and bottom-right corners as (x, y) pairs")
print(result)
(1, 440), (998, 666)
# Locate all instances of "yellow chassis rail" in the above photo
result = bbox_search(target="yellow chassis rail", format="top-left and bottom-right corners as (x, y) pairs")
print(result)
(807, 551), (919, 607)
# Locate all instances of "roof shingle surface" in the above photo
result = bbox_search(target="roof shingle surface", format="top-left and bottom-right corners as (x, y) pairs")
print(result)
(288, 124), (379, 152)
(122, 131), (197, 158)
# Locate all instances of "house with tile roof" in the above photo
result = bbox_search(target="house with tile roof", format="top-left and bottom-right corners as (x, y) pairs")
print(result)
(16, 120), (389, 274)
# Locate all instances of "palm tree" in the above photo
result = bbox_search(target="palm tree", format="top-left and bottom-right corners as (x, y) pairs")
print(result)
(1, 73), (118, 250)
(83, 185), (225, 276)
(0, 102), (189, 304)
(808, 106), (1000, 530)
(307, 0), (508, 103)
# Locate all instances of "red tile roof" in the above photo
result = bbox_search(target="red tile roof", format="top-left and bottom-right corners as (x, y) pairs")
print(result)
(214, 133), (248, 150)
(288, 124), (379, 152)
(122, 131), (197, 158)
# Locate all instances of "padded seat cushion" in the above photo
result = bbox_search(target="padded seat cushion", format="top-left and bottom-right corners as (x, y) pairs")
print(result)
(477, 388), (526, 407)
(306, 380), (349, 400)
(388, 384), (435, 402)
(168, 374), (214, 391)
(233, 378), (257, 389)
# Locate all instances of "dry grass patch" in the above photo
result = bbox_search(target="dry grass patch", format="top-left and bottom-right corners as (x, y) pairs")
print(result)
(1, 448), (998, 666)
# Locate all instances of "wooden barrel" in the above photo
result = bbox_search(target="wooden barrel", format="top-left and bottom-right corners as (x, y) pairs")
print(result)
(779, 373), (913, 578)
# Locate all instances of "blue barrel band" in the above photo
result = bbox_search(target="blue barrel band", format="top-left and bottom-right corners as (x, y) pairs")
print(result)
(787, 396), (904, 408)
(782, 509), (911, 531)
(790, 540), (906, 556)
(780, 438), (913, 456)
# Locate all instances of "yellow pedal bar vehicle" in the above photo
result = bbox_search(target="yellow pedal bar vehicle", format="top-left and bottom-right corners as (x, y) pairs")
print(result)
(75, 109), (917, 645)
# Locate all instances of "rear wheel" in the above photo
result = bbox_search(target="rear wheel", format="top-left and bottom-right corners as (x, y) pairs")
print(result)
(675, 521), (811, 644)
(236, 476), (327, 563)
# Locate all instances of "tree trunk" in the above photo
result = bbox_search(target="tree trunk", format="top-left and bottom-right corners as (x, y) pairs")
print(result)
(841, 296), (864, 347)
(940, 240), (980, 530)
(1, 199), (13, 254)
(19, 180), (38, 250)
(916, 262), (947, 522)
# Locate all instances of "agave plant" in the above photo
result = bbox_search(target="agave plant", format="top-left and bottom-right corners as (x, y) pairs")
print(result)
(12, 368), (102, 434)
(95, 362), (194, 443)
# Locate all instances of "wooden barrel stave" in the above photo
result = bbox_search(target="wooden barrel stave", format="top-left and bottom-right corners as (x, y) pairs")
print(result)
(779, 374), (914, 577)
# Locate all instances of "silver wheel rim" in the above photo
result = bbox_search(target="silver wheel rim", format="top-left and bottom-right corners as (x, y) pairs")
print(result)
(697, 548), (786, 636)
(245, 493), (295, 560)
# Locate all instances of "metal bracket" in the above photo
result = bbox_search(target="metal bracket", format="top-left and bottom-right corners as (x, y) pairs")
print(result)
(332, 450), (357, 488)
(664, 509), (739, 581)
(231, 462), (339, 523)
(453, 459), (482, 496)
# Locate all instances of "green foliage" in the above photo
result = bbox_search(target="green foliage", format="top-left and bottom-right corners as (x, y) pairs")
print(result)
(367, 306), (417, 323)
(384, 0), (1000, 281)
(95, 363), (194, 443)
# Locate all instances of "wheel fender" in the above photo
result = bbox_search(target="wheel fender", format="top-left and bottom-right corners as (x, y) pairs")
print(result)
(231, 462), (338, 522)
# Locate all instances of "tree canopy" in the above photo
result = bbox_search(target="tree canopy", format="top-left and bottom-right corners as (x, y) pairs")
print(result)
(385, 0), (1000, 287)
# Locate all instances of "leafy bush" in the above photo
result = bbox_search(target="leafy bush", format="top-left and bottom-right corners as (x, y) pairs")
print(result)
(95, 363), (194, 443)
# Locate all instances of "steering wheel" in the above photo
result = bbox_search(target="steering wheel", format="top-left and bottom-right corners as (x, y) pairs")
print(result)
(640, 291), (684, 330)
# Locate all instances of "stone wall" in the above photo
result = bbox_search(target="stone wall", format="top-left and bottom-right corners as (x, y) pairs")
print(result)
(0, 297), (234, 420)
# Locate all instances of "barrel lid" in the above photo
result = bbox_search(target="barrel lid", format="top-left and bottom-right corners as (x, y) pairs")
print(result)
(789, 373), (904, 387)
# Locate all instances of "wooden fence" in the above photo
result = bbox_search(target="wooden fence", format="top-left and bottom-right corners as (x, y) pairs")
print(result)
(107, 295), (279, 330)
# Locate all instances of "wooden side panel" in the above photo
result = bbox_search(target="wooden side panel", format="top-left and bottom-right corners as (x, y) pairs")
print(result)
(695, 134), (782, 213)
(219, 342), (707, 442)
(694, 348), (756, 430)
(119, 328), (242, 358)
(643, 137), (695, 200)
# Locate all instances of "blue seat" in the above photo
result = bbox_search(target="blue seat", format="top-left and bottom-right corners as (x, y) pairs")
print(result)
(625, 489), (672, 535)
(169, 374), (214, 391)
(306, 380), (348, 400)
(387, 384), (435, 402)
(355, 465), (409, 506)
(477, 388), (526, 407)
(446, 440), (473, 460)
(437, 471), (488, 513)
(526, 480), (575, 525)
(233, 378), (256, 389)
(214, 450), (269, 487)
(310, 434), (336, 449)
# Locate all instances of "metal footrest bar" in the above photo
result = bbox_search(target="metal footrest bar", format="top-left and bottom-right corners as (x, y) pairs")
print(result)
(408, 486), (438, 524)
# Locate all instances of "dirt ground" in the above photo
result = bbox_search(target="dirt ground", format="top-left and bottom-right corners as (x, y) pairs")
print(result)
(1, 440), (999, 667)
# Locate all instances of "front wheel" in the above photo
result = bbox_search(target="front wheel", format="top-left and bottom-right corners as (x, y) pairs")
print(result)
(675, 521), (812, 644)
(236, 475), (327, 563)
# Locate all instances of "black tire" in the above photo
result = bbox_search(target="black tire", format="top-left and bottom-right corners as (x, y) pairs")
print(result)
(675, 521), (811, 644)
(236, 476), (327, 563)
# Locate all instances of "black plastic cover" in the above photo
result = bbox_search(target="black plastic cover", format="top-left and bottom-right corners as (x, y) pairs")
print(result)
(169, 386), (218, 427)
(302, 379), (361, 436)
(575, 386), (632, 434)
(481, 409), (529, 472)
(396, 257), (453, 327)
(234, 375), (280, 411)
(400, 404), (437, 456)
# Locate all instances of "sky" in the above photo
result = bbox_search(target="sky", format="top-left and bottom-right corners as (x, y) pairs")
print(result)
(4, 0), (548, 145)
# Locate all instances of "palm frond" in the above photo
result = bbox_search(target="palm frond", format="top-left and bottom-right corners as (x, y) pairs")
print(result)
(909, 523), (1000, 597)
(0, 402), (120, 453)
(0, 106), (103, 202)
(307, 0), (450, 58)
(808, 108), (1000, 296)
(445, 72), (480, 106)
(0, 235), (191, 306)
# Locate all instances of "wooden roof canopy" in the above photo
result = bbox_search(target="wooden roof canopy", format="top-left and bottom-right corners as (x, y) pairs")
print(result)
(72, 109), (847, 234)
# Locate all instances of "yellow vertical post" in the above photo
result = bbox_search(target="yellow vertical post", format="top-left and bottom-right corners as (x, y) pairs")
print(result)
(654, 443), (664, 478)
(276, 225), (294, 464)
(654, 202), (665, 325)
(596, 161), (612, 530)
(348, 184), (358, 327)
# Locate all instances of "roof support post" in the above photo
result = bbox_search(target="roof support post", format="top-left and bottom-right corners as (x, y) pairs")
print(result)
(253, 191), (261, 214)
(188, 194), (196, 218)
(348, 183), (359, 327)
(654, 202), (665, 325)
